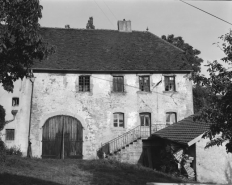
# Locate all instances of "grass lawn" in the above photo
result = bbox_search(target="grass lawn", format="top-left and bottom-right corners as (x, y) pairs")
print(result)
(0, 156), (186, 185)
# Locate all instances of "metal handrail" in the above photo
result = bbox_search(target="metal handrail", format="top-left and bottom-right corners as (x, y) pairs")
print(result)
(99, 124), (167, 156)
(101, 125), (141, 147)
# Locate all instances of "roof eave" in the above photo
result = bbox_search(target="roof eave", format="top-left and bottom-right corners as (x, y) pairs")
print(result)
(150, 134), (188, 146)
(187, 133), (204, 147)
(32, 68), (193, 73)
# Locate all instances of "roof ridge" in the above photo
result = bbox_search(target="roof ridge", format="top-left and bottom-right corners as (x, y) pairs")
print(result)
(40, 27), (159, 34)
(40, 27), (119, 32)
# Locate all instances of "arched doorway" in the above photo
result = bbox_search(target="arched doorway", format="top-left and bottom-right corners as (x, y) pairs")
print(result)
(42, 115), (83, 159)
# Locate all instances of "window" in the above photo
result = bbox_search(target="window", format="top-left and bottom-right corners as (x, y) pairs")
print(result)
(140, 113), (151, 126)
(164, 76), (175, 91)
(6, 129), (15, 140)
(113, 76), (124, 92)
(166, 112), (177, 125)
(139, 76), (150, 92)
(79, 76), (90, 92)
(12, 97), (19, 106)
(113, 113), (124, 127)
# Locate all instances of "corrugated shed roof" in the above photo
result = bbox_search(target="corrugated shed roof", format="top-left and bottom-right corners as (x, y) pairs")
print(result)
(152, 115), (211, 145)
(32, 27), (191, 71)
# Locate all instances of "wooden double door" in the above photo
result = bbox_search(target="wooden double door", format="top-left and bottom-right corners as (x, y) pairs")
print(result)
(42, 115), (83, 159)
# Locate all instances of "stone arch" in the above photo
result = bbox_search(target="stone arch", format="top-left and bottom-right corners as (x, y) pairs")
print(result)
(39, 111), (86, 129)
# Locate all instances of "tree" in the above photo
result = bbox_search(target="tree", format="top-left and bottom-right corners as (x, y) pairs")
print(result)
(0, 0), (54, 160)
(192, 84), (211, 113)
(0, 0), (55, 92)
(0, 105), (5, 132)
(0, 105), (6, 162)
(162, 34), (207, 113)
(195, 31), (232, 153)
(161, 34), (203, 83)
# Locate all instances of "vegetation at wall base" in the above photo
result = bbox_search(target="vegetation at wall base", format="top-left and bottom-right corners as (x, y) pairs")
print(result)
(0, 156), (187, 185)
(0, 105), (6, 162)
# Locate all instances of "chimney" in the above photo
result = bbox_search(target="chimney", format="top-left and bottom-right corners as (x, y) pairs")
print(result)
(86, 17), (95, 29)
(117, 19), (131, 32)
(65, 25), (70, 29)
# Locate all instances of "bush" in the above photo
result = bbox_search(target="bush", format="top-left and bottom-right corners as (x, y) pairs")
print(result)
(6, 145), (22, 156)
(0, 105), (6, 131)
(0, 139), (6, 162)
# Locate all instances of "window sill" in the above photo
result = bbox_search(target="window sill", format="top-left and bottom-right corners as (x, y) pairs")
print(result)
(78, 91), (93, 95)
(111, 127), (126, 131)
(5, 140), (14, 143)
(163, 91), (178, 94)
(111, 91), (127, 95)
(137, 91), (152, 94)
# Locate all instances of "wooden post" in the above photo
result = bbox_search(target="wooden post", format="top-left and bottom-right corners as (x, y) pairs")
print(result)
(61, 120), (65, 160)
(150, 123), (152, 136)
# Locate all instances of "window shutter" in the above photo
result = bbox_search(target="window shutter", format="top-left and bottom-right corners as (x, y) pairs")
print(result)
(140, 115), (144, 126)
(119, 113), (124, 127)
(166, 113), (171, 124)
(170, 113), (176, 123)
(113, 76), (124, 92)
(145, 115), (150, 126)
(6, 129), (15, 140)
(115, 77), (119, 92)
(118, 77), (123, 92)
(144, 77), (150, 92)
(164, 77), (169, 91)
(113, 114), (118, 127)
(139, 77), (144, 91)
(173, 77), (176, 91)
(113, 77), (117, 92)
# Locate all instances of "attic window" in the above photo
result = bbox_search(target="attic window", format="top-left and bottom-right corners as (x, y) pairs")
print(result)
(113, 76), (124, 92)
(164, 76), (176, 91)
(12, 98), (19, 107)
(139, 76), (150, 92)
(79, 76), (90, 92)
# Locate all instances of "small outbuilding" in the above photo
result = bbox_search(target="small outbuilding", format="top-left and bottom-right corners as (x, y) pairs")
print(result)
(142, 116), (232, 184)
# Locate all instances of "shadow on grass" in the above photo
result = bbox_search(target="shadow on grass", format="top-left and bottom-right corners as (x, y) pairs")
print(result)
(0, 173), (62, 185)
(77, 159), (184, 185)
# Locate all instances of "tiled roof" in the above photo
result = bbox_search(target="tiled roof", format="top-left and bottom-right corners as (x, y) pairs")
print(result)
(152, 115), (211, 145)
(32, 27), (192, 71)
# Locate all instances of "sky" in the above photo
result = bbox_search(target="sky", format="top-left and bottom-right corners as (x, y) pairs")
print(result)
(39, 0), (232, 76)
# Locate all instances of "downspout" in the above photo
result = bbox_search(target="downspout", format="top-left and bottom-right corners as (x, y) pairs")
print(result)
(27, 74), (35, 158)
(5, 110), (18, 124)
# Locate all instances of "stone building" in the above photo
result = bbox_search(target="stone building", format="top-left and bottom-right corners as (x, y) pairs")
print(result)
(0, 20), (193, 160)
(143, 116), (232, 184)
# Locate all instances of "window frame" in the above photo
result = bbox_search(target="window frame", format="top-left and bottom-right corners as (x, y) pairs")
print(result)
(166, 112), (177, 125)
(164, 76), (176, 92)
(113, 113), (124, 128)
(5, 129), (15, 141)
(112, 76), (124, 92)
(139, 76), (150, 92)
(79, 75), (91, 92)
(139, 112), (151, 126)
(12, 97), (19, 107)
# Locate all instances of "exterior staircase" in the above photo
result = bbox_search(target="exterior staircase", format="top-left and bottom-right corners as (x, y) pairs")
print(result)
(98, 124), (167, 164)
